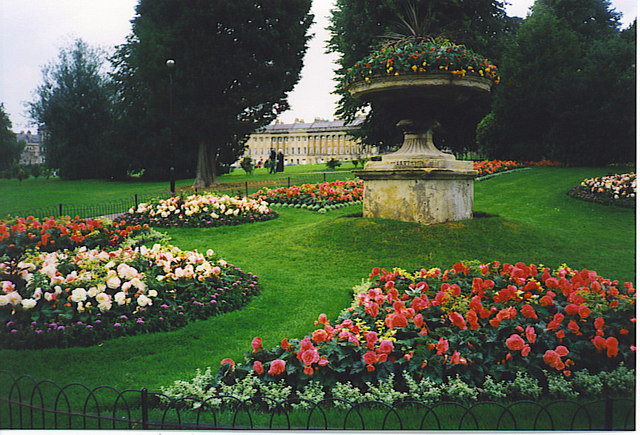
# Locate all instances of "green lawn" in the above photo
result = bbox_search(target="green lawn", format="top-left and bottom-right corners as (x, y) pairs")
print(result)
(0, 167), (635, 396)
(0, 163), (355, 216)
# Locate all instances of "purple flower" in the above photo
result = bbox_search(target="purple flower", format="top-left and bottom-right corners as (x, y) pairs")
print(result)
(136, 318), (144, 324)
(57, 326), (65, 331)
(86, 325), (93, 329)
(120, 315), (127, 320)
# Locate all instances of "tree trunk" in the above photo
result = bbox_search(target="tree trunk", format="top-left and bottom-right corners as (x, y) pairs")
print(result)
(193, 141), (218, 188)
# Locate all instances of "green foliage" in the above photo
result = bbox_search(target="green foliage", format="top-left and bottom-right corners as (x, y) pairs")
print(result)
(240, 157), (254, 175)
(29, 39), (117, 179)
(0, 104), (23, 170)
(111, 0), (313, 186)
(480, 2), (635, 165)
(325, 158), (342, 170)
(328, 0), (513, 151)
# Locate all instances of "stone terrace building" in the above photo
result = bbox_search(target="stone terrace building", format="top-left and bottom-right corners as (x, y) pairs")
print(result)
(17, 131), (45, 165)
(243, 117), (376, 166)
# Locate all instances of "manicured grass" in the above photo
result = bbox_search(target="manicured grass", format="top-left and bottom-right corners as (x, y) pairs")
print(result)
(0, 163), (355, 216)
(0, 167), (634, 398)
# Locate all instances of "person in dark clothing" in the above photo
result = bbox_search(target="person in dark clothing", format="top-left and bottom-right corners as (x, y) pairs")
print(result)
(276, 149), (285, 173)
(268, 148), (277, 174)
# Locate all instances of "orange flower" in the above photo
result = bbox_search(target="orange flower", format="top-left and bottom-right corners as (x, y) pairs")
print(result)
(520, 304), (538, 319)
(449, 311), (467, 330)
(253, 360), (264, 374)
(506, 334), (525, 351)
(526, 325), (537, 343)
(221, 358), (235, 368)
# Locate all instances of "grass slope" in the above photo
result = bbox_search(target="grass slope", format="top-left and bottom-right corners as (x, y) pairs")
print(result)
(0, 167), (634, 394)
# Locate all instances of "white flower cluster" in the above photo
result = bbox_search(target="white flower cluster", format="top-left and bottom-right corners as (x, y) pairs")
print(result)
(581, 172), (636, 199)
(130, 194), (272, 219)
(0, 243), (221, 314)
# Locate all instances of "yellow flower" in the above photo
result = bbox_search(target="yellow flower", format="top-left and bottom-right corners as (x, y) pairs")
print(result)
(411, 65), (418, 72)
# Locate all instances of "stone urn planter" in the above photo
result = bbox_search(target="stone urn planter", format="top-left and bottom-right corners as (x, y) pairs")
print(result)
(350, 73), (494, 225)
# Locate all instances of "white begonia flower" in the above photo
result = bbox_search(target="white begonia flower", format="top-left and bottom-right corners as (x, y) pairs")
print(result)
(105, 261), (116, 269)
(33, 288), (42, 300)
(44, 292), (54, 301)
(98, 300), (112, 312)
(97, 283), (106, 292)
(2, 281), (15, 293)
(54, 285), (63, 295)
(148, 289), (158, 297)
(122, 281), (132, 293)
(18, 261), (36, 271)
(218, 260), (227, 267)
(0, 295), (9, 306)
(70, 288), (88, 303)
(96, 292), (111, 304)
(6, 291), (22, 306)
(106, 276), (122, 290)
(174, 268), (185, 278)
(77, 301), (85, 312)
(114, 292), (127, 305)
(21, 298), (37, 310)
(88, 287), (100, 298)
(130, 277), (146, 291)
(137, 294), (152, 307)
(206, 249), (214, 257)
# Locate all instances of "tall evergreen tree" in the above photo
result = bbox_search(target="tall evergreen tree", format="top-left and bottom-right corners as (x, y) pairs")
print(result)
(30, 39), (115, 179)
(0, 104), (23, 170)
(328, 0), (514, 151)
(111, 0), (312, 187)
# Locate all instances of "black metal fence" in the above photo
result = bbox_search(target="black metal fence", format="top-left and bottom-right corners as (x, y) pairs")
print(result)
(1, 172), (356, 221)
(0, 370), (634, 431)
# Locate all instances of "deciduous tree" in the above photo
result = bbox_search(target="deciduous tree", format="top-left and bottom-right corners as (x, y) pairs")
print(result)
(112, 0), (312, 187)
(30, 39), (116, 179)
(0, 104), (23, 170)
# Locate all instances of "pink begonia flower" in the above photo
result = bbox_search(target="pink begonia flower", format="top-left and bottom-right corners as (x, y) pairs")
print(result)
(268, 359), (286, 376)
(251, 336), (262, 353)
(253, 361), (264, 374)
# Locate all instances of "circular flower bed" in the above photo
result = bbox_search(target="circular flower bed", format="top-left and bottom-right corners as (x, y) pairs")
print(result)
(211, 261), (635, 399)
(567, 172), (636, 209)
(252, 180), (363, 213)
(120, 194), (278, 227)
(0, 243), (261, 349)
(341, 40), (499, 90)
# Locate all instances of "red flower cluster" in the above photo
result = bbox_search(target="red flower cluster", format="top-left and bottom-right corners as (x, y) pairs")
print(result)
(0, 215), (148, 260)
(253, 180), (363, 207)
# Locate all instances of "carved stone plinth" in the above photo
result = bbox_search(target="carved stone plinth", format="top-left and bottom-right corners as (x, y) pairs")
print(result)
(349, 74), (492, 225)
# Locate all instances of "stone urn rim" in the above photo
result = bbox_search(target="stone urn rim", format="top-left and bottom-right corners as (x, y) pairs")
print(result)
(348, 73), (494, 102)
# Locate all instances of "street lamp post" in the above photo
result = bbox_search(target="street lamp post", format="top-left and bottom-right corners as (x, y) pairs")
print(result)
(166, 59), (176, 195)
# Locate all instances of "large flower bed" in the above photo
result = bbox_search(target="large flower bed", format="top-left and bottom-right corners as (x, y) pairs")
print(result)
(252, 180), (363, 213)
(0, 243), (260, 349)
(1, 216), (149, 260)
(567, 172), (636, 208)
(206, 261), (634, 401)
(341, 40), (500, 89)
(120, 194), (278, 227)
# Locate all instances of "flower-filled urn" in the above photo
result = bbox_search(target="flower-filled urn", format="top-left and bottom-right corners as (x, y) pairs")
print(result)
(346, 39), (498, 225)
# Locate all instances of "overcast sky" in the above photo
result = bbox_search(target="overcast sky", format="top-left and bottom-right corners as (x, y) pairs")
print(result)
(0, 0), (636, 131)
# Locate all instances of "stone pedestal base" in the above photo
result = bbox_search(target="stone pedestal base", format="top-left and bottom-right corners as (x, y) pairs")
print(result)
(355, 159), (475, 225)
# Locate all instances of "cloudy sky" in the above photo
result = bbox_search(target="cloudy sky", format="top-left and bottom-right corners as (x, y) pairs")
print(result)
(0, 0), (636, 131)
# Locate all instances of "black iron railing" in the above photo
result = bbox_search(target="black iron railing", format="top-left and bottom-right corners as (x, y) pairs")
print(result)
(0, 370), (634, 430)
(1, 172), (357, 221)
